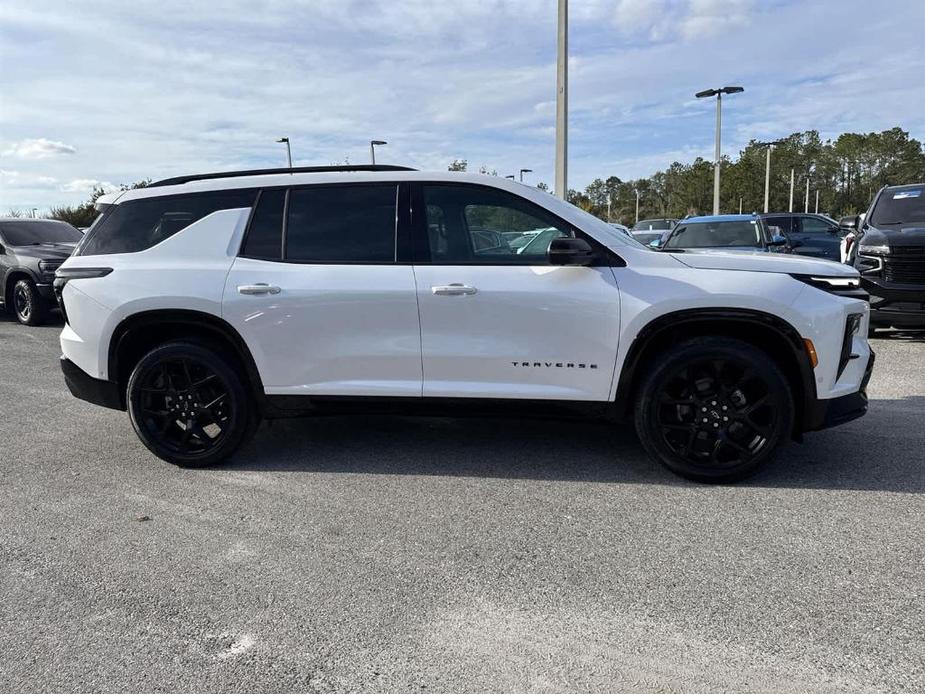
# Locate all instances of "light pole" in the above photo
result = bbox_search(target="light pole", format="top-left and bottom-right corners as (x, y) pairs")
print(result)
(804, 176), (810, 213)
(555, 0), (568, 200)
(635, 189), (640, 224)
(789, 168), (795, 212)
(815, 189), (820, 214)
(370, 140), (387, 164)
(695, 86), (744, 214)
(276, 137), (291, 168)
(31, 208), (38, 218)
(756, 140), (782, 213)
(519, 168), (532, 183)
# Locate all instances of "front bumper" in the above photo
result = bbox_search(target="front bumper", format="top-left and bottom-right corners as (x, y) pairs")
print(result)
(36, 282), (57, 301)
(862, 277), (925, 327)
(60, 356), (124, 411)
(805, 348), (874, 431)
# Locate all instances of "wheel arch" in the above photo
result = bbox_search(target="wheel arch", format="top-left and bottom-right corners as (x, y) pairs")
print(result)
(614, 308), (817, 436)
(3, 267), (39, 307)
(108, 309), (265, 410)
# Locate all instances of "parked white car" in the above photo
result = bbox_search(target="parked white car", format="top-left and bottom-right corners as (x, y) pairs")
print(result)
(56, 166), (873, 482)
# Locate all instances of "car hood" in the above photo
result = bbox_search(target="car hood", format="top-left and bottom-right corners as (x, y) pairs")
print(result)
(10, 242), (77, 261)
(863, 224), (925, 247)
(668, 248), (858, 276)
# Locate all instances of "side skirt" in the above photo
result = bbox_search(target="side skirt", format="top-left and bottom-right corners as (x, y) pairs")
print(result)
(261, 395), (618, 422)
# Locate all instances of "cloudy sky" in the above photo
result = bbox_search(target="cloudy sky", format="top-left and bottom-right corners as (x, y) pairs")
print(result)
(2, 0), (924, 211)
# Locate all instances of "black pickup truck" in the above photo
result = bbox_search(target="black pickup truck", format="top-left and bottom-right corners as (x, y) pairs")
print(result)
(847, 183), (925, 332)
(0, 218), (82, 325)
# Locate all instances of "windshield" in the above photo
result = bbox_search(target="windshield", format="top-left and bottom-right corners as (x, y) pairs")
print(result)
(0, 220), (82, 246)
(663, 220), (763, 249)
(870, 187), (925, 226)
(632, 219), (673, 231)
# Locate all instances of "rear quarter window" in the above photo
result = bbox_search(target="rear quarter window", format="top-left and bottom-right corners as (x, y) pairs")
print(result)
(77, 189), (257, 256)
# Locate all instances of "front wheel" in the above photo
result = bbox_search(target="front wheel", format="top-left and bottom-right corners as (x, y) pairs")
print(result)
(127, 341), (258, 467)
(12, 278), (48, 326)
(634, 337), (794, 483)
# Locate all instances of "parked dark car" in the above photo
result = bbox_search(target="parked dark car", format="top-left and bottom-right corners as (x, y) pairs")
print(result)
(760, 213), (845, 261)
(0, 218), (81, 325)
(847, 183), (925, 331)
(658, 214), (790, 253)
(631, 218), (678, 245)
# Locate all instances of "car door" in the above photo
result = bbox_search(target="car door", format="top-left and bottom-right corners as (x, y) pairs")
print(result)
(793, 215), (842, 260)
(411, 182), (621, 401)
(223, 183), (423, 397)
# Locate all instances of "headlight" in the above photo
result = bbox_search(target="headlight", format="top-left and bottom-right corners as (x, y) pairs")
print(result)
(38, 260), (62, 275)
(857, 243), (890, 255)
(791, 274), (868, 299)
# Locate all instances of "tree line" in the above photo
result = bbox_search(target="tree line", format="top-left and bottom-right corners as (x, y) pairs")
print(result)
(563, 127), (925, 224)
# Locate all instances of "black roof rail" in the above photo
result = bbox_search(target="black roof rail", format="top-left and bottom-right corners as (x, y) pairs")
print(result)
(149, 164), (417, 188)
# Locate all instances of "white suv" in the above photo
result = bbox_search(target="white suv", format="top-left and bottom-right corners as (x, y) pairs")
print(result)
(56, 165), (874, 482)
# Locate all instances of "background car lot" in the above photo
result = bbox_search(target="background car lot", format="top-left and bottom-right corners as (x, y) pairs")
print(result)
(1, 315), (922, 693)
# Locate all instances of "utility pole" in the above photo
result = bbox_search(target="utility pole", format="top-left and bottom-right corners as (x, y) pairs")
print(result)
(555, 0), (568, 199)
(607, 196), (612, 222)
(739, 198), (743, 214)
(635, 189), (640, 224)
(757, 140), (782, 213)
(789, 168), (795, 212)
(696, 86), (744, 215)
(519, 168), (532, 183)
(815, 189), (820, 214)
(804, 177), (810, 213)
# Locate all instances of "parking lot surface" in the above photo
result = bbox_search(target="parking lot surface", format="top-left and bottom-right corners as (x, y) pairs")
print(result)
(1, 314), (922, 693)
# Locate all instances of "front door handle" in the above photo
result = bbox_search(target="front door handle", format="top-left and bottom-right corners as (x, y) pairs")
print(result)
(238, 283), (281, 295)
(432, 284), (478, 296)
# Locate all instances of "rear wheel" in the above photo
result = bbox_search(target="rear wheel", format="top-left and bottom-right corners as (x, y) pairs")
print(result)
(12, 278), (47, 326)
(634, 337), (794, 483)
(126, 341), (257, 467)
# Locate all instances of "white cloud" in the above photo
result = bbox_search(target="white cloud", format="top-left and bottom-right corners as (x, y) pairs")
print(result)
(3, 138), (77, 159)
(611, 0), (754, 41)
(0, 169), (58, 188)
(60, 178), (116, 193)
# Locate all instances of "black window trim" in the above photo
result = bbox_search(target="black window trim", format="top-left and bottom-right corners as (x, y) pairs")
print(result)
(409, 181), (623, 267)
(237, 181), (406, 265)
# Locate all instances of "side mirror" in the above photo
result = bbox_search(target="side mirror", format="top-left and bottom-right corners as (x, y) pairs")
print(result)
(854, 214), (863, 230)
(769, 235), (788, 247)
(548, 237), (594, 266)
(649, 238), (662, 248)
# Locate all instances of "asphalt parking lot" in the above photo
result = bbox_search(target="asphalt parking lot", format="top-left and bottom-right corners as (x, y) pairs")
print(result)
(1, 314), (922, 693)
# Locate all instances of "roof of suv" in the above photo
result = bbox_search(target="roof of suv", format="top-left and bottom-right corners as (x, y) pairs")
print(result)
(99, 168), (548, 206)
(682, 214), (760, 223)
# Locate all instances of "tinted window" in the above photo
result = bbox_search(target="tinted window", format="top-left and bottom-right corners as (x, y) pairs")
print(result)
(0, 220), (82, 246)
(664, 220), (762, 249)
(285, 185), (396, 262)
(423, 184), (572, 264)
(78, 189), (257, 256)
(765, 216), (792, 233)
(632, 219), (673, 231)
(800, 216), (835, 234)
(241, 189), (285, 260)
(870, 187), (925, 226)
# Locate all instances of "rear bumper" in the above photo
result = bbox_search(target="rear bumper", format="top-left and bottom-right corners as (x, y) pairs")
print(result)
(805, 349), (874, 431)
(60, 356), (124, 411)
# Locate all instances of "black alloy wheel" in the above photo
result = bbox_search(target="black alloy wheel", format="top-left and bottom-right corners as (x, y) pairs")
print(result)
(13, 278), (47, 326)
(127, 342), (257, 467)
(635, 338), (793, 483)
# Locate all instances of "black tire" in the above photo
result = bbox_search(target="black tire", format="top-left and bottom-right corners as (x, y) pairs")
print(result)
(634, 337), (794, 483)
(12, 278), (48, 326)
(127, 341), (258, 467)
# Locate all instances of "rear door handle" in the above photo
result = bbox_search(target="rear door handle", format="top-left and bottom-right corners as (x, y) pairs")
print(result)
(237, 283), (281, 295)
(432, 284), (478, 296)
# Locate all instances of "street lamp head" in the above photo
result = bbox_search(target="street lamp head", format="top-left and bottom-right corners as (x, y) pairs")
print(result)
(721, 86), (745, 94)
(370, 140), (387, 146)
(505, 174), (515, 179)
(276, 137), (289, 143)
(696, 86), (744, 98)
(519, 168), (533, 175)
(695, 88), (718, 99)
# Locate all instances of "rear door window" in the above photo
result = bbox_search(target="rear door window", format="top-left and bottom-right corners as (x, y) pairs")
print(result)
(78, 189), (257, 256)
(285, 184), (397, 263)
(764, 216), (792, 234)
(798, 216), (835, 234)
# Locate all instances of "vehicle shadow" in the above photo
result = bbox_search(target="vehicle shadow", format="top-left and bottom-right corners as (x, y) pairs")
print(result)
(0, 310), (65, 329)
(225, 395), (925, 494)
(872, 329), (925, 343)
